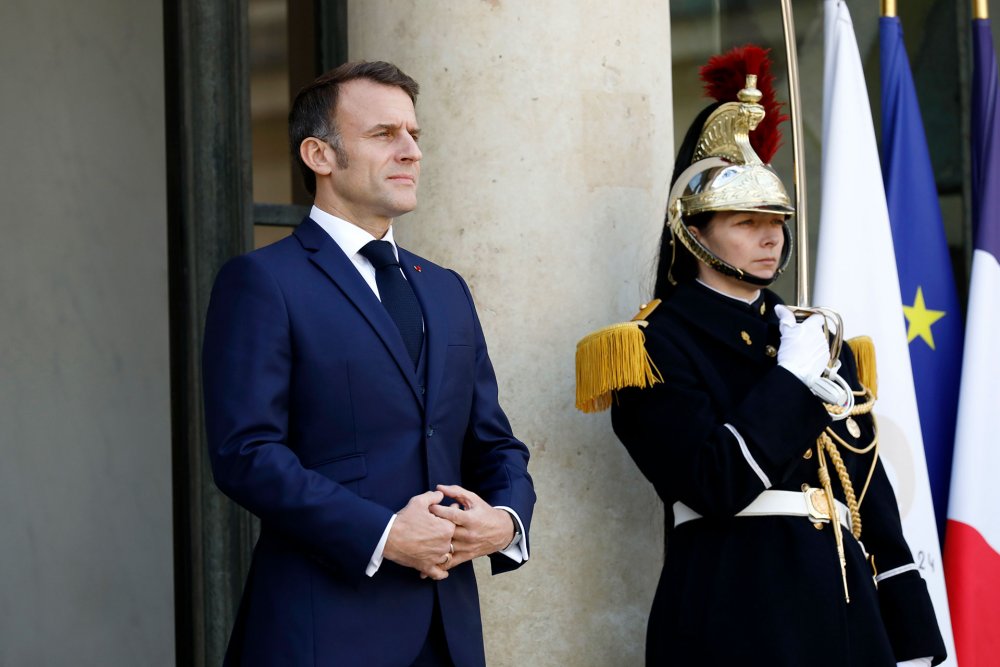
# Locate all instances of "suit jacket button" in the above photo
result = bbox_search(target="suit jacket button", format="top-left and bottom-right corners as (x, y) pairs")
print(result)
(765, 345), (777, 358)
(427, 427), (435, 437)
(419, 385), (426, 395)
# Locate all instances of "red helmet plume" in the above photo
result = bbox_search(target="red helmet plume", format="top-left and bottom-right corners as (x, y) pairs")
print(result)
(700, 44), (787, 164)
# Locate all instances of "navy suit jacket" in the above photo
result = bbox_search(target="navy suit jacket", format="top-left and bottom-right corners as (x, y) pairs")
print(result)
(203, 217), (535, 667)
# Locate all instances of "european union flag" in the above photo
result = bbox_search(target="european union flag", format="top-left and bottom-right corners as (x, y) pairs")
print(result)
(880, 16), (964, 541)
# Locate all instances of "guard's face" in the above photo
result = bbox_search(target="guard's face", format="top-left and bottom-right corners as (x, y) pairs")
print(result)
(327, 79), (422, 227)
(692, 210), (785, 282)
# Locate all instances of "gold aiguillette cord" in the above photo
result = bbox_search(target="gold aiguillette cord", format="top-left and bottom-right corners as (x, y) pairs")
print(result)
(816, 440), (850, 603)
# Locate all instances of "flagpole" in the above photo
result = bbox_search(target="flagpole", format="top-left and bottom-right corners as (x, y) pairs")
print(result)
(882, 0), (897, 17)
(973, 0), (988, 19)
(779, 0), (810, 306)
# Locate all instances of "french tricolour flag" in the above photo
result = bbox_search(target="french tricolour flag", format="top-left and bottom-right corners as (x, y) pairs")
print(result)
(943, 17), (1000, 667)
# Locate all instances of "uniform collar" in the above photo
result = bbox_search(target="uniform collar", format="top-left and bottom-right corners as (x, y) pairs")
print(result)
(695, 278), (761, 306)
(666, 281), (781, 362)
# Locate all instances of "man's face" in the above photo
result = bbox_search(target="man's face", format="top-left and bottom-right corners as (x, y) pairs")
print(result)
(326, 79), (422, 228)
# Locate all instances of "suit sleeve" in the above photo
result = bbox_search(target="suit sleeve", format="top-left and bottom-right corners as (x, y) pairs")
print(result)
(448, 270), (536, 574)
(203, 254), (393, 580)
(611, 322), (831, 517)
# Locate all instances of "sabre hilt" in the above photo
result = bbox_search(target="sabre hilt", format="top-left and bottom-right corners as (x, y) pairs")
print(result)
(787, 306), (855, 419)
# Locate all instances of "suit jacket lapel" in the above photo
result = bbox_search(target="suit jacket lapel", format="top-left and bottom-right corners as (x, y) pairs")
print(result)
(294, 218), (422, 403)
(399, 247), (447, 415)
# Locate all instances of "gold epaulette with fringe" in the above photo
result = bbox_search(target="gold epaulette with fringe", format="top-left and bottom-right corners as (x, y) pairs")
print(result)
(575, 300), (664, 413)
(846, 335), (878, 399)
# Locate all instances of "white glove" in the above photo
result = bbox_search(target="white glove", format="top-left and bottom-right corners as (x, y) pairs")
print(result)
(775, 305), (829, 386)
(775, 305), (855, 416)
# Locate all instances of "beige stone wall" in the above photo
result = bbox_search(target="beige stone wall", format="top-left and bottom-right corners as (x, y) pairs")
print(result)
(349, 3), (673, 664)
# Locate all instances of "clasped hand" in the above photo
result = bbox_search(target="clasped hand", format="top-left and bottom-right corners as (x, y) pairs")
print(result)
(382, 485), (514, 581)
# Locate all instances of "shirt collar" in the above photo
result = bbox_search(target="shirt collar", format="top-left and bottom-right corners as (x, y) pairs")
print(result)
(310, 205), (398, 261)
(695, 278), (761, 306)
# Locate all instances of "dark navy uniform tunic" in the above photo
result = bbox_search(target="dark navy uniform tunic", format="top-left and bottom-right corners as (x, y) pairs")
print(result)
(611, 281), (946, 666)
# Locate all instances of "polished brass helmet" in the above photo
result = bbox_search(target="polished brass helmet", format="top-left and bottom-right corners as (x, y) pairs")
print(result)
(668, 74), (794, 287)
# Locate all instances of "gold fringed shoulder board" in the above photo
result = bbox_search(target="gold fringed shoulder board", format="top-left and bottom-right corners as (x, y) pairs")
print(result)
(846, 335), (878, 399)
(575, 300), (664, 413)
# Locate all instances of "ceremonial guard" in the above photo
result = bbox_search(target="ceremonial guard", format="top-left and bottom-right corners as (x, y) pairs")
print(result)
(576, 46), (946, 666)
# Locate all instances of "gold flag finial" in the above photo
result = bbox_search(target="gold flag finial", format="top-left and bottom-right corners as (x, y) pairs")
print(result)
(974, 0), (989, 20)
(881, 0), (897, 18)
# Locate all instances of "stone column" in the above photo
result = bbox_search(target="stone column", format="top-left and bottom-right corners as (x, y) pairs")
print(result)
(349, 3), (673, 664)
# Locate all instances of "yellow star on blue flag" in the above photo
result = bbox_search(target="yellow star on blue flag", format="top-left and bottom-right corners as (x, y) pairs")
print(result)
(883, 16), (966, 538)
(902, 286), (946, 350)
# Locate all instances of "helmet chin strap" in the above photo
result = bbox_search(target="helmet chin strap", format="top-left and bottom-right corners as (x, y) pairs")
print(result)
(668, 205), (794, 288)
(665, 158), (794, 288)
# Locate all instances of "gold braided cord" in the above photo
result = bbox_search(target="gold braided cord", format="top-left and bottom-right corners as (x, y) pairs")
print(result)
(857, 447), (879, 508)
(826, 419), (877, 455)
(845, 387), (875, 415)
(823, 418), (880, 506)
(816, 442), (851, 602)
(810, 387), (882, 602)
(822, 386), (875, 419)
(820, 385), (880, 506)
(819, 433), (862, 541)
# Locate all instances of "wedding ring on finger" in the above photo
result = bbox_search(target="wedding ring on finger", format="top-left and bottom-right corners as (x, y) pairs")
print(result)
(439, 552), (452, 566)
(449, 542), (455, 554)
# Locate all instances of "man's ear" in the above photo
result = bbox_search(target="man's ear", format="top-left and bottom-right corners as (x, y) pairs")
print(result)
(299, 137), (334, 177)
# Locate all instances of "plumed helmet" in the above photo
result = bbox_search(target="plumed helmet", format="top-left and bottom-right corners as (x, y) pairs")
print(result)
(667, 45), (794, 288)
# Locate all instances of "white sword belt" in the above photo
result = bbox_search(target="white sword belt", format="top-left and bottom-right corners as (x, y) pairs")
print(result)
(673, 487), (853, 534)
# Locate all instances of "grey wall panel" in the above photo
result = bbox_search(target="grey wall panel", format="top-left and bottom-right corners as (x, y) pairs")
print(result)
(0, 1), (174, 664)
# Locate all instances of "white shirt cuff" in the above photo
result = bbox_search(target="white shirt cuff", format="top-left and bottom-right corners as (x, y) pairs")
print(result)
(494, 506), (528, 563)
(365, 514), (396, 577)
(896, 658), (932, 667)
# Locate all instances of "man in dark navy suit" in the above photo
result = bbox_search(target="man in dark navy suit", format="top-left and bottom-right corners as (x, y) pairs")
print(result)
(203, 61), (535, 667)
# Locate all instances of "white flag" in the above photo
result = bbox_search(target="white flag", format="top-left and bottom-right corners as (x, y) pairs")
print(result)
(815, 1), (955, 660)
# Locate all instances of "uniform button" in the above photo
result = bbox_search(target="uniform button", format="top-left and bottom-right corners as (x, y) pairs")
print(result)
(765, 345), (777, 358)
(426, 427), (435, 438)
(740, 331), (752, 346)
(801, 483), (810, 492)
(803, 449), (813, 459)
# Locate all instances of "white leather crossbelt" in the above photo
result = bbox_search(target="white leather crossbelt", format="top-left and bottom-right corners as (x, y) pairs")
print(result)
(673, 488), (853, 533)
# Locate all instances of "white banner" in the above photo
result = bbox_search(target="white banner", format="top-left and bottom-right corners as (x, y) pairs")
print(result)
(814, 1), (955, 661)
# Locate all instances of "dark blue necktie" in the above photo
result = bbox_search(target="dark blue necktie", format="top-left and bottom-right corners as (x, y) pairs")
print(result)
(359, 240), (423, 366)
